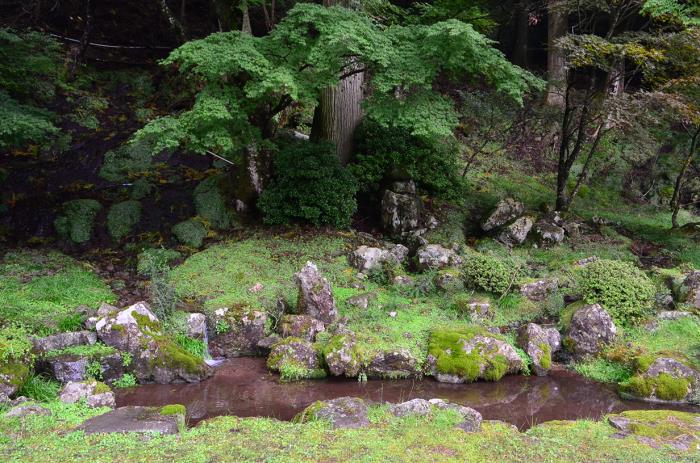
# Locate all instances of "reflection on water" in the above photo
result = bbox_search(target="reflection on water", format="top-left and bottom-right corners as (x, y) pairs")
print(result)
(116, 357), (698, 430)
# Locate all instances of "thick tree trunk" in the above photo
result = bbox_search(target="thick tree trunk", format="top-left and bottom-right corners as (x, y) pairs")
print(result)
(310, 0), (364, 164)
(671, 126), (699, 228)
(158, 0), (187, 43)
(241, 0), (252, 35)
(546, 0), (567, 107)
(512, 1), (529, 67)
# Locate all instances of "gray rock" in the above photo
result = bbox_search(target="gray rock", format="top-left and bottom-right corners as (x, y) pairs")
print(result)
(381, 182), (421, 235)
(482, 198), (525, 232)
(415, 244), (463, 271)
(297, 397), (369, 429)
(43, 356), (88, 383)
(323, 334), (361, 377)
(621, 358), (700, 404)
(77, 406), (183, 435)
(267, 338), (322, 372)
(574, 256), (599, 267)
(209, 307), (268, 357)
(5, 403), (51, 418)
(657, 311), (694, 321)
(349, 244), (408, 273)
(279, 315), (325, 342)
(295, 262), (338, 324)
(545, 327), (562, 353)
(428, 399), (482, 432)
(565, 304), (617, 359)
(393, 275), (414, 286)
(345, 292), (376, 310)
(517, 323), (553, 376)
(674, 271), (700, 309)
(389, 398), (432, 417)
(464, 300), (492, 322)
(186, 313), (207, 340)
(31, 331), (96, 355)
(366, 349), (418, 379)
(498, 216), (533, 246)
(435, 268), (463, 291)
(654, 293), (675, 311)
(520, 279), (558, 302)
(60, 381), (115, 408)
(534, 222), (565, 247)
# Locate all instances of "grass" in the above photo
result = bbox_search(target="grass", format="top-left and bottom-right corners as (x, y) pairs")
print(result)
(16, 373), (61, 402)
(43, 343), (117, 360)
(625, 317), (700, 369)
(0, 402), (697, 462)
(0, 250), (116, 333)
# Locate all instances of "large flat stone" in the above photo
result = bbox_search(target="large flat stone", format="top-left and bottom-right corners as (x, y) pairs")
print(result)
(77, 406), (182, 435)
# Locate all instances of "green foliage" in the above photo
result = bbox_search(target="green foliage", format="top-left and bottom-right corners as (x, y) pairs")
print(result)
(121, 352), (133, 368)
(278, 362), (327, 382)
(172, 219), (207, 248)
(574, 359), (634, 383)
(54, 199), (102, 244)
(137, 248), (182, 276)
(0, 324), (33, 363)
(85, 361), (103, 381)
(17, 373), (60, 402)
(576, 259), (655, 326)
(462, 252), (514, 294)
(258, 141), (358, 228)
(0, 91), (58, 149)
(44, 343), (117, 360)
(214, 319), (231, 335)
(113, 373), (137, 388)
(194, 176), (233, 230)
(107, 200), (142, 241)
(427, 327), (509, 382)
(173, 334), (206, 360)
(57, 313), (84, 332)
(350, 120), (462, 197)
(99, 142), (153, 182)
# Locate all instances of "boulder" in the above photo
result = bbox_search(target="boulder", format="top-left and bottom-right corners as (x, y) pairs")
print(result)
(95, 301), (210, 384)
(295, 262), (338, 324)
(544, 327), (562, 353)
(267, 337), (322, 373)
(564, 304), (617, 359)
(348, 244), (408, 273)
(435, 268), (463, 291)
(345, 292), (376, 310)
(0, 362), (30, 398)
(280, 315), (325, 342)
(461, 300), (492, 322)
(381, 181), (421, 235)
(323, 334), (361, 377)
(497, 216), (533, 246)
(389, 398), (432, 417)
(482, 198), (525, 232)
(393, 275), (414, 286)
(77, 406), (184, 435)
(41, 356), (88, 383)
(186, 313), (207, 340)
(534, 222), (565, 247)
(427, 329), (524, 383)
(31, 331), (97, 355)
(366, 349), (418, 379)
(520, 279), (558, 302)
(517, 323), (554, 376)
(209, 306), (267, 357)
(674, 271), (700, 309)
(428, 399), (482, 432)
(620, 357), (700, 404)
(415, 244), (463, 271)
(5, 403), (51, 418)
(60, 380), (115, 408)
(296, 397), (369, 429)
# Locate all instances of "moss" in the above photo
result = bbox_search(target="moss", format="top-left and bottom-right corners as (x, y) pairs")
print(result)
(92, 381), (111, 394)
(160, 404), (186, 416)
(654, 373), (690, 401)
(562, 336), (576, 353)
(537, 343), (552, 370)
(0, 362), (30, 388)
(194, 175), (232, 230)
(620, 375), (654, 398)
(278, 362), (327, 382)
(483, 354), (509, 381)
(132, 312), (161, 333)
(44, 343), (116, 360)
(155, 339), (206, 375)
(428, 327), (508, 382)
(558, 301), (585, 330)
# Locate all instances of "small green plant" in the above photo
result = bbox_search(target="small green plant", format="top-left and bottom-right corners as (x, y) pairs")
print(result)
(113, 373), (137, 388)
(85, 360), (103, 380)
(121, 352), (133, 368)
(17, 373), (60, 402)
(215, 319), (231, 335)
(57, 313), (84, 332)
(174, 334), (206, 359)
(462, 252), (514, 294)
(137, 248), (181, 276)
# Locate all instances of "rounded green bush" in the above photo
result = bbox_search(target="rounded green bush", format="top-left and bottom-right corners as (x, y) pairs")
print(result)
(54, 199), (102, 243)
(258, 140), (358, 228)
(107, 200), (142, 241)
(577, 259), (655, 326)
(462, 252), (513, 294)
(172, 219), (206, 248)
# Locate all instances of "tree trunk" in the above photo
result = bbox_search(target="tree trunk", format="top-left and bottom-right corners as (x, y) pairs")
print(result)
(241, 0), (252, 35)
(68, 0), (94, 80)
(546, 0), (567, 107)
(310, 0), (364, 164)
(512, 1), (529, 67)
(158, 0), (187, 43)
(671, 126), (700, 228)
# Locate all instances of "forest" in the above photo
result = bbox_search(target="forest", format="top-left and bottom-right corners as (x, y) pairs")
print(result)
(0, 1), (699, 462)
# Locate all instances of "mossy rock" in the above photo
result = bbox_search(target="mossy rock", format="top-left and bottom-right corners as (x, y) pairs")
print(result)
(172, 219), (206, 248)
(54, 199), (102, 243)
(107, 200), (142, 241)
(0, 361), (30, 395)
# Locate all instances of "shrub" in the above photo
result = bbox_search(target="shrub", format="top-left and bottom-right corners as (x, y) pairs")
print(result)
(137, 248), (181, 276)
(107, 200), (142, 241)
(99, 141), (153, 182)
(577, 259), (655, 326)
(194, 176), (232, 230)
(350, 120), (462, 198)
(462, 252), (514, 294)
(258, 140), (358, 228)
(113, 373), (137, 388)
(0, 91), (58, 149)
(54, 199), (102, 244)
(172, 219), (206, 248)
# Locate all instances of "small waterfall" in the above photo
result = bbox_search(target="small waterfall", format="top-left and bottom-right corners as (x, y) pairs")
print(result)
(202, 328), (224, 367)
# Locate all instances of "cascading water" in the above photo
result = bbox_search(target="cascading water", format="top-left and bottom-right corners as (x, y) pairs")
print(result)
(202, 328), (224, 367)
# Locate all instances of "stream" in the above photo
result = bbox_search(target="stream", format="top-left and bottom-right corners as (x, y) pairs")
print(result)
(116, 357), (699, 430)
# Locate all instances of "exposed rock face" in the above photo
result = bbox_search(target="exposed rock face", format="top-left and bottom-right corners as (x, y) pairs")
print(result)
(31, 331), (97, 355)
(366, 349), (418, 379)
(280, 315), (325, 342)
(95, 302), (210, 384)
(60, 381), (116, 408)
(295, 262), (338, 324)
(297, 397), (369, 429)
(267, 338), (322, 373)
(498, 217), (533, 246)
(415, 244), (463, 271)
(428, 399), (482, 432)
(621, 358), (700, 404)
(381, 181), (421, 236)
(389, 398), (432, 417)
(323, 334), (361, 377)
(78, 406), (184, 435)
(348, 244), (408, 273)
(534, 222), (566, 247)
(186, 313), (207, 340)
(520, 279), (558, 302)
(565, 304), (617, 359)
(517, 323), (555, 376)
(482, 198), (525, 232)
(209, 306), (267, 357)
(675, 271), (700, 309)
